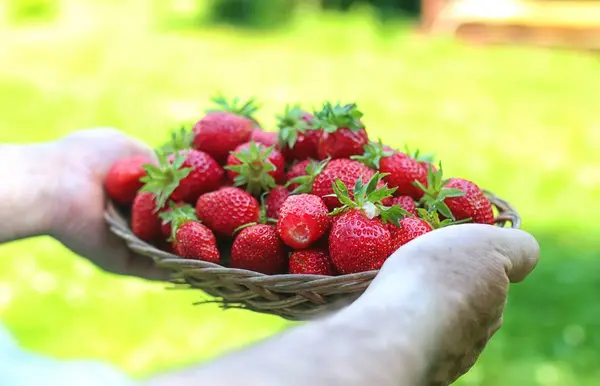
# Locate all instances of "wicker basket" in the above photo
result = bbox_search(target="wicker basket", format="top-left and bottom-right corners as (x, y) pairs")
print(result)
(105, 191), (520, 321)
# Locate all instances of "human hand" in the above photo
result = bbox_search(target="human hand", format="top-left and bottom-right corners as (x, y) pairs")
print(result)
(349, 224), (540, 385)
(48, 128), (167, 280)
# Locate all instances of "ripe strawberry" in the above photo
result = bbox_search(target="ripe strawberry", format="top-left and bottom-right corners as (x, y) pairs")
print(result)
(327, 172), (412, 274)
(192, 96), (258, 163)
(225, 141), (285, 196)
(388, 216), (433, 252)
(139, 150), (224, 209)
(173, 221), (220, 264)
(105, 155), (153, 205)
(289, 249), (335, 276)
(196, 187), (260, 236)
(265, 185), (290, 219)
(277, 105), (321, 162)
(285, 159), (311, 192)
(381, 196), (417, 216)
(290, 158), (375, 210)
(352, 141), (428, 201)
(158, 202), (197, 238)
(277, 194), (331, 249)
(230, 224), (287, 274)
(416, 166), (495, 225)
(313, 102), (369, 159)
(250, 129), (278, 147)
(131, 192), (164, 242)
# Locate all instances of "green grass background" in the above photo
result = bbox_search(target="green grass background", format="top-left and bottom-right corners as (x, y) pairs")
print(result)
(1, 2), (599, 385)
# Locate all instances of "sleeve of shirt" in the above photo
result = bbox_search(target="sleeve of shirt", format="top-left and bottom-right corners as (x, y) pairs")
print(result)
(0, 324), (137, 386)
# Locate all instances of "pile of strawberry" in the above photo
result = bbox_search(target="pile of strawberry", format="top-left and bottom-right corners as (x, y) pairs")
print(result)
(104, 97), (495, 276)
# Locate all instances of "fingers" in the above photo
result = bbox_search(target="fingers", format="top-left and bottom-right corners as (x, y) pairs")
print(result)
(383, 224), (540, 284)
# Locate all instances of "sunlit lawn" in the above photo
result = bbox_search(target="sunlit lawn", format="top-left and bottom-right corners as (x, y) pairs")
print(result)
(0, 9), (599, 386)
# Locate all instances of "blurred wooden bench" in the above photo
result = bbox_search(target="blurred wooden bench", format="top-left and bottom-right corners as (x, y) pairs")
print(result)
(420, 0), (600, 50)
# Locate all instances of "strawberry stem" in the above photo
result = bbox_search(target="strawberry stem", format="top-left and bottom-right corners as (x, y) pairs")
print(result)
(207, 95), (260, 121)
(312, 102), (364, 133)
(328, 171), (412, 227)
(276, 104), (313, 149)
(414, 162), (465, 221)
(159, 201), (198, 242)
(224, 141), (278, 197)
(351, 139), (395, 169)
(285, 158), (330, 194)
(158, 126), (194, 155)
(139, 151), (193, 212)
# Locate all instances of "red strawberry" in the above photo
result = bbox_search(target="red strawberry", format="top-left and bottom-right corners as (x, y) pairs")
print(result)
(230, 224), (287, 274)
(444, 178), (494, 224)
(289, 249), (335, 276)
(285, 159), (311, 192)
(417, 167), (495, 225)
(139, 150), (224, 209)
(352, 141), (428, 201)
(265, 185), (290, 219)
(225, 141), (285, 196)
(379, 152), (427, 200)
(105, 155), (153, 205)
(192, 97), (258, 163)
(313, 102), (369, 159)
(173, 221), (220, 264)
(277, 194), (331, 249)
(327, 172), (411, 274)
(388, 216), (433, 252)
(250, 129), (278, 147)
(196, 187), (260, 236)
(381, 196), (417, 216)
(311, 159), (375, 210)
(159, 202), (197, 238)
(277, 105), (321, 162)
(131, 192), (164, 242)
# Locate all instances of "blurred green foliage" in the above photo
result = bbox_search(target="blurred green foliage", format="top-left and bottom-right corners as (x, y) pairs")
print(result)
(0, 2), (599, 386)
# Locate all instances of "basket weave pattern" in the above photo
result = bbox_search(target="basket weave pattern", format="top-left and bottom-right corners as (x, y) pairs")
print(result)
(105, 191), (520, 321)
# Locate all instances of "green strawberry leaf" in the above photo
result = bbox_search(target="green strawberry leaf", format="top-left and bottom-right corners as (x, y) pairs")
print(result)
(313, 101), (364, 133)
(207, 94), (260, 121)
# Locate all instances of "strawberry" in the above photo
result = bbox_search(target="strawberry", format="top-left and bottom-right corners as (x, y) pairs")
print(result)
(225, 141), (285, 196)
(416, 166), (494, 225)
(192, 96), (257, 163)
(289, 249), (335, 276)
(139, 150), (224, 209)
(327, 172), (411, 274)
(250, 129), (278, 147)
(353, 141), (427, 200)
(277, 194), (331, 249)
(388, 216), (433, 252)
(285, 159), (311, 192)
(158, 202), (197, 238)
(173, 221), (220, 264)
(208, 95), (262, 128)
(131, 192), (164, 242)
(196, 187), (260, 236)
(277, 105), (321, 162)
(404, 145), (437, 173)
(105, 155), (153, 205)
(265, 185), (290, 219)
(289, 158), (375, 210)
(313, 102), (369, 160)
(230, 224), (287, 274)
(381, 196), (417, 216)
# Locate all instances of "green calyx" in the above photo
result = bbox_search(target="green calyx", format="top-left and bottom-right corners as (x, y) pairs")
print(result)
(207, 94), (260, 121)
(285, 158), (330, 194)
(159, 201), (198, 242)
(139, 151), (192, 212)
(413, 162), (466, 221)
(312, 101), (364, 133)
(276, 104), (313, 149)
(416, 208), (472, 229)
(328, 172), (412, 227)
(158, 126), (194, 155)
(224, 141), (278, 197)
(405, 145), (436, 164)
(351, 139), (395, 169)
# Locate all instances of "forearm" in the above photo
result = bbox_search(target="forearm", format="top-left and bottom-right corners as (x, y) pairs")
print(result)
(0, 142), (61, 243)
(143, 266), (442, 386)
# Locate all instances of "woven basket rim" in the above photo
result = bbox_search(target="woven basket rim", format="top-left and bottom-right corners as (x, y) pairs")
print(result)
(105, 189), (520, 279)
